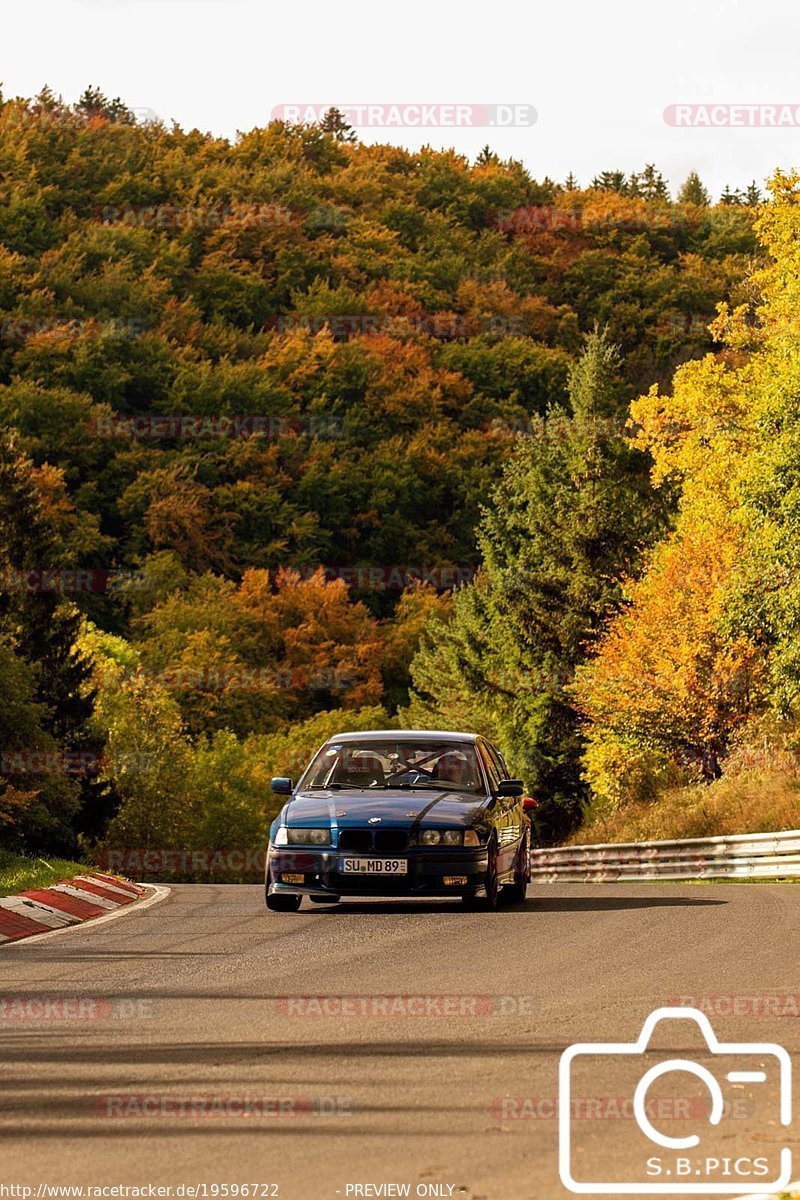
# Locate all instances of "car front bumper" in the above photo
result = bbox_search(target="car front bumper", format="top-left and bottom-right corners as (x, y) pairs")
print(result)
(266, 846), (489, 898)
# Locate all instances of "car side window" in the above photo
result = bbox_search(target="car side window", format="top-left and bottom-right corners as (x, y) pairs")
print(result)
(487, 742), (509, 780)
(478, 742), (502, 791)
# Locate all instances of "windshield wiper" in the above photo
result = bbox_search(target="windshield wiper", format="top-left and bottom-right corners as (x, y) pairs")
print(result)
(323, 782), (381, 792)
(378, 781), (471, 791)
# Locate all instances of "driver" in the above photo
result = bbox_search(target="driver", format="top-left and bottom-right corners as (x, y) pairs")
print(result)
(432, 751), (472, 788)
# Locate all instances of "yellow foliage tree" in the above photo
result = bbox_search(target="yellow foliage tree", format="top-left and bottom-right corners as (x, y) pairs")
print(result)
(572, 208), (774, 806)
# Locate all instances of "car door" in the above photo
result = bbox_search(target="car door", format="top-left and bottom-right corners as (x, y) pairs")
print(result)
(477, 740), (516, 877)
(487, 740), (526, 865)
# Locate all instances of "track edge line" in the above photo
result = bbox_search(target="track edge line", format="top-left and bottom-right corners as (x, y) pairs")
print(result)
(0, 883), (171, 947)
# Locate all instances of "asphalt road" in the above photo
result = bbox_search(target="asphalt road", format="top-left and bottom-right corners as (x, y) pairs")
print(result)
(1, 883), (798, 1200)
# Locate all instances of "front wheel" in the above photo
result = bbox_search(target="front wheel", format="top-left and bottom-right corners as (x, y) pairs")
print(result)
(462, 841), (499, 910)
(266, 890), (302, 912)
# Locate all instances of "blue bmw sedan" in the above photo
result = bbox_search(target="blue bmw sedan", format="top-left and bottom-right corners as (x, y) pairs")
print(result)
(265, 730), (534, 911)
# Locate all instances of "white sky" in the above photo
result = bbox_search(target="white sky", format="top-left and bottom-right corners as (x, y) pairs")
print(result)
(4, 0), (800, 198)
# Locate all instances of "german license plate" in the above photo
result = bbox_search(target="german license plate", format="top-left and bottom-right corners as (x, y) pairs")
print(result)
(340, 857), (408, 875)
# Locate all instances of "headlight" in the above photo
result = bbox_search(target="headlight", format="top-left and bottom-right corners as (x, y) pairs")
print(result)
(420, 830), (467, 846)
(290, 827), (331, 845)
(273, 827), (288, 846)
(463, 830), (480, 847)
(282, 827), (331, 845)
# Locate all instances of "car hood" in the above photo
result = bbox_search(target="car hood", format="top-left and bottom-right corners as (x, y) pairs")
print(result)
(284, 788), (490, 828)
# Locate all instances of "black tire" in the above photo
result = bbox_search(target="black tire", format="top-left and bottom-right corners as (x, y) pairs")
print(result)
(503, 828), (530, 903)
(462, 840), (499, 910)
(266, 891), (302, 912)
(309, 895), (340, 904)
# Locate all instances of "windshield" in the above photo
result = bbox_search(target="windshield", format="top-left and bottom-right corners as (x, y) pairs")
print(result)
(301, 739), (484, 793)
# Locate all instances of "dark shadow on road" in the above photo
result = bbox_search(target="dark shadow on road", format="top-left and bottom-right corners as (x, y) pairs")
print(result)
(313, 894), (726, 915)
(0, 1038), (550, 1064)
(0, 1123), (384, 1140)
(520, 895), (726, 911)
(1, 1036), (742, 1068)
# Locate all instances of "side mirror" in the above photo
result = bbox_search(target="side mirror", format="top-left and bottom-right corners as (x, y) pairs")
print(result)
(496, 778), (524, 798)
(271, 776), (293, 795)
(522, 795), (538, 813)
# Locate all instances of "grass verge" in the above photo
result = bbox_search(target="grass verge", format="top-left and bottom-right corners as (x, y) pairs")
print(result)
(570, 770), (800, 845)
(0, 849), (88, 898)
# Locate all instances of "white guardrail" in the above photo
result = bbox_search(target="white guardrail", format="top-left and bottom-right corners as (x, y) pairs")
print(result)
(529, 829), (800, 882)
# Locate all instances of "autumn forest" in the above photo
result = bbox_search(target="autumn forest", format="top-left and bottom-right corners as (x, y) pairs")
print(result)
(2, 87), (798, 872)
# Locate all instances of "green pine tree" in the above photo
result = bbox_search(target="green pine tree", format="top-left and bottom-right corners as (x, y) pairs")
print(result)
(74, 85), (133, 124)
(677, 171), (711, 206)
(476, 145), (498, 166)
(0, 431), (94, 768)
(745, 180), (762, 205)
(408, 329), (668, 840)
(591, 170), (628, 194)
(720, 184), (745, 206)
(638, 164), (669, 201)
(319, 106), (357, 142)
